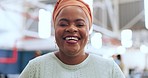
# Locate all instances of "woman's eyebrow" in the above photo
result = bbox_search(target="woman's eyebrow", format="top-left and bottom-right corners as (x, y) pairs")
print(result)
(59, 18), (69, 22)
(58, 18), (85, 23)
(75, 19), (85, 22)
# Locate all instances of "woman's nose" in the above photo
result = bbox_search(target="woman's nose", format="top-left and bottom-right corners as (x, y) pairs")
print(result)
(65, 25), (78, 33)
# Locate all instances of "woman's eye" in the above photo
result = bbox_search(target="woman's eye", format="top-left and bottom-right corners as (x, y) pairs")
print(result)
(76, 23), (85, 27)
(59, 22), (68, 27)
(60, 24), (67, 26)
(77, 24), (83, 26)
(76, 21), (85, 27)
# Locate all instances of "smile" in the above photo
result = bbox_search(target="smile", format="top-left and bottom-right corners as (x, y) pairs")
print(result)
(63, 36), (80, 44)
(65, 37), (79, 41)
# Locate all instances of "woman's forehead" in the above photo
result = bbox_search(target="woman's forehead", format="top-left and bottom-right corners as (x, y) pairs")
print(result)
(56, 6), (88, 20)
(60, 6), (85, 15)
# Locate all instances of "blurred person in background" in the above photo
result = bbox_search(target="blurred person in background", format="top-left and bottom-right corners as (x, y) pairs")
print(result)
(113, 54), (125, 71)
(19, 0), (125, 78)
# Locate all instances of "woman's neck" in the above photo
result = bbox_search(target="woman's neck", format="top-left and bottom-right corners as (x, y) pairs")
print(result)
(55, 51), (88, 65)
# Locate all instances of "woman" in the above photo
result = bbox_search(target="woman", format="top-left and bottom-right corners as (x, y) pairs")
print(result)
(19, 0), (125, 78)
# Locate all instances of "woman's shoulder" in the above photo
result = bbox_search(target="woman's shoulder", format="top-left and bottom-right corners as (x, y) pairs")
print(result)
(88, 53), (125, 78)
(29, 52), (55, 64)
(89, 53), (114, 65)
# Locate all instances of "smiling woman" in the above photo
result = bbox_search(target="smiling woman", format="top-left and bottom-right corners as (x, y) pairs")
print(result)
(19, 0), (125, 78)
(54, 6), (90, 62)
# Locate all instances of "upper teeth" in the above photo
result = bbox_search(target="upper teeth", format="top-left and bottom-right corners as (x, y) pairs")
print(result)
(65, 37), (78, 40)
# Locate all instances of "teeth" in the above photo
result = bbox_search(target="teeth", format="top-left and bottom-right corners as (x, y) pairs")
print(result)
(65, 37), (78, 40)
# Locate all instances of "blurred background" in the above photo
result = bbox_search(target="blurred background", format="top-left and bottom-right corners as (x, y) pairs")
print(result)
(0, 0), (148, 78)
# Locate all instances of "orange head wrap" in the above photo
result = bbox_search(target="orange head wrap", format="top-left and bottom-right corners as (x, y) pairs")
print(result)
(52, 0), (92, 29)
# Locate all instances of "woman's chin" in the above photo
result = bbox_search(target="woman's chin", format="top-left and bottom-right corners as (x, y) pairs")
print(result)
(62, 48), (81, 56)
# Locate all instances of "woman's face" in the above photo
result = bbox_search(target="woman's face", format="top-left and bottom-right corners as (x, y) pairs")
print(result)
(54, 6), (90, 57)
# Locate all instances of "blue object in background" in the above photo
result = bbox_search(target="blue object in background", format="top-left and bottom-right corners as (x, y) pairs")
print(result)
(0, 49), (35, 74)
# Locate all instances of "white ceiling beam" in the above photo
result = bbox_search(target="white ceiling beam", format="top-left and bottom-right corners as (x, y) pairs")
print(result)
(105, 0), (119, 33)
(17, 36), (58, 51)
(23, 30), (39, 38)
(121, 10), (144, 30)
(93, 24), (119, 39)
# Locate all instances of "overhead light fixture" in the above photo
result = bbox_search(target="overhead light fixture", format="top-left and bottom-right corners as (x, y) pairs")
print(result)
(140, 45), (148, 54)
(121, 29), (133, 48)
(38, 9), (51, 38)
(91, 33), (102, 49)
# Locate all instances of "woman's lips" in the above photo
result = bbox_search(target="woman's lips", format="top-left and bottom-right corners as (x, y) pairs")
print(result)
(63, 36), (80, 44)
(65, 37), (79, 40)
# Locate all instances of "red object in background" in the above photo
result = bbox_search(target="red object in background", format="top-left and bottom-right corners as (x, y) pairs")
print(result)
(0, 42), (18, 64)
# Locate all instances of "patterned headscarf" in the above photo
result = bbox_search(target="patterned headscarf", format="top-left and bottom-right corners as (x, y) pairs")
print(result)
(52, 0), (92, 28)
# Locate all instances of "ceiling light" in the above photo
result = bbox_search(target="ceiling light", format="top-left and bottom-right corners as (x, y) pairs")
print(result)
(140, 45), (148, 54)
(91, 33), (102, 49)
(38, 9), (51, 38)
(121, 29), (133, 48)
